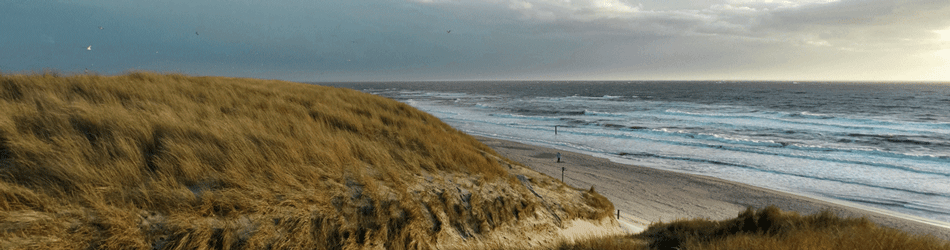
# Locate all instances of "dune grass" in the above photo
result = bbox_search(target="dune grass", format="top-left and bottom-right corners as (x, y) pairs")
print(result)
(0, 71), (616, 249)
(0, 71), (503, 193)
(8, 71), (935, 250)
(537, 206), (950, 250)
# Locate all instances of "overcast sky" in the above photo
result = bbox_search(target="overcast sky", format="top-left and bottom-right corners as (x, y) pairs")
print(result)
(2, 0), (948, 82)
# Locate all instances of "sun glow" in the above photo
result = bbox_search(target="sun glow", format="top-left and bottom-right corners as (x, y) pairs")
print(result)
(928, 28), (950, 81)
(935, 28), (950, 41)
(935, 48), (950, 66)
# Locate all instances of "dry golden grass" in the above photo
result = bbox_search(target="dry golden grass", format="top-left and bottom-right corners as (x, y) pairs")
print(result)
(0, 71), (615, 249)
(542, 206), (950, 250)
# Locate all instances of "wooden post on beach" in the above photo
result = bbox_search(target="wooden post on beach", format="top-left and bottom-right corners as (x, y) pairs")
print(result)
(561, 167), (565, 182)
(617, 210), (620, 219)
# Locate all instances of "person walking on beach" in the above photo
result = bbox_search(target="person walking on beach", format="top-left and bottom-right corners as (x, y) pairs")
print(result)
(556, 152), (561, 163)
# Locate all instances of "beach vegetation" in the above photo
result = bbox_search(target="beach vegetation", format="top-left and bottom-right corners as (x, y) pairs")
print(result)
(530, 206), (950, 250)
(0, 72), (614, 249)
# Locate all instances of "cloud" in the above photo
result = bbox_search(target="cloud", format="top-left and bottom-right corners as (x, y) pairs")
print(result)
(492, 0), (950, 53)
(500, 0), (642, 21)
(753, 0), (950, 51)
(936, 28), (950, 41)
(7, 0), (948, 81)
(411, 0), (950, 80)
(725, 0), (841, 9)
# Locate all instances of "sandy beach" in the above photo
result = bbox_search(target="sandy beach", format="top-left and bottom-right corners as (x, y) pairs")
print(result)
(476, 136), (950, 240)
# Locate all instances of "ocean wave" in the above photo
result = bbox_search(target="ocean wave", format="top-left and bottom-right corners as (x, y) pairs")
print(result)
(703, 133), (787, 148)
(664, 109), (733, 117)
(833, 195), (950, 216)
(487, 113), (561, 121)
(605, 128), (950, 176)
(846, 133), (950, 147)
(602, 123), (650, 130)
(584, 109), (626, 117)
(657, 108), (949, 136)
(510, 109), (586, 116)
(612, 151), (950, 198)
(661, 109), (793, 123)
(787, 111), (835, 119)
(425, 92), (468, 98)
(446, 107), (950, 169)
(474, 102), (495, 108)
(904, 202), (950, 216)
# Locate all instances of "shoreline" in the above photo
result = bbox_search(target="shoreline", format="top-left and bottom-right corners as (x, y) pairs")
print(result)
(475, 136), (950, 240)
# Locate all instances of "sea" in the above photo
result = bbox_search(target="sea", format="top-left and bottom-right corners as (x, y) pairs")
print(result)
(322, 81), (950, 223)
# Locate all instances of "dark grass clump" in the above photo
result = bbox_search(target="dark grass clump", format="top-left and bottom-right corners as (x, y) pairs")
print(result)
(542, 206), (950, 250)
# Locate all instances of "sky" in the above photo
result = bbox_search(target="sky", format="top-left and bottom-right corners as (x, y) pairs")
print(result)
(2, 0), (949, 82)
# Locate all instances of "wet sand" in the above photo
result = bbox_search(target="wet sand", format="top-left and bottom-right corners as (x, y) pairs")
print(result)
(476, 136), (950, 240)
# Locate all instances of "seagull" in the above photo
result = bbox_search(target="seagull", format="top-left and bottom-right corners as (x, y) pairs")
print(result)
(447, 30), (451, 33)
(87, 45), (92, 51)
(98, 26), (103, 30)
(196, 31), (199, 35)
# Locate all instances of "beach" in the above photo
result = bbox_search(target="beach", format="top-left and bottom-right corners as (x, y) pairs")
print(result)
(476, 136), (950, 240)
(349, 81), (950, 225)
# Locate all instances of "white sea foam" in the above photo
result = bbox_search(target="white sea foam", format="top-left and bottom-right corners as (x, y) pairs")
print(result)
(584, 109), (625, 117)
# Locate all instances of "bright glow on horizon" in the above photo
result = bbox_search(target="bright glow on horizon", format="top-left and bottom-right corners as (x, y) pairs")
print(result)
(931, 28), (950, 81)
(936, 28), (950, 41)
(934, 49), (950, 79)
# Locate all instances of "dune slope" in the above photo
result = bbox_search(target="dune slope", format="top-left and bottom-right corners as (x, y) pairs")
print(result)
(0, 72), (614, 249)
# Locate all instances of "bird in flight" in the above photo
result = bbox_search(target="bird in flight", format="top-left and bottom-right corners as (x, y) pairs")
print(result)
(196, 31), (199, 36)
(447, 30), (451, 33)
(87, 45), (92, 51)
(98, 26), (103, 30)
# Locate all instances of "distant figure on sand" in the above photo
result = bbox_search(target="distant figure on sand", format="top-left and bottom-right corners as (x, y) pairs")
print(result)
(556, 152), (561, 163)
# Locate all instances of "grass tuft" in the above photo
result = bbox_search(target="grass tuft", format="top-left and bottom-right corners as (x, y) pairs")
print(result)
(542, 206), (950, 250)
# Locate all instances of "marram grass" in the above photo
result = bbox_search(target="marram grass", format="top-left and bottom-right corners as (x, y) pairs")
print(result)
(541, 206), (950, 250)
(0, 72), (614, 249)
